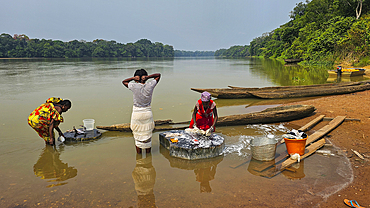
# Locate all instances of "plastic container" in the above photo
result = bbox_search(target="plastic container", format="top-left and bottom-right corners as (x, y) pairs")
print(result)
(83, 119), (95, 131)
(250, 136), (278, 161)
(284, 137), (307, 156)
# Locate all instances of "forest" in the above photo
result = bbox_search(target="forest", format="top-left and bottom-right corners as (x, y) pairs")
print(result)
(0, 35), (175, 58)
(215, 0), (370, 66)
(2, 0), (369, 62)
(175, 50), (215, 57)
(0, 33), (216, 58)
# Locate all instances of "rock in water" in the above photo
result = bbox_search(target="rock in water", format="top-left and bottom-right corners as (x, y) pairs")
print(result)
(159, 130), (225, 160)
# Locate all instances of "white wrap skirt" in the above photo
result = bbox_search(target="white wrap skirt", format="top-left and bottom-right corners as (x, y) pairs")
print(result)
(130, 106), (155, 149)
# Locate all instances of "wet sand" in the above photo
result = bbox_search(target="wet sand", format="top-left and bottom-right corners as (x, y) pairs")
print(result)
(285, 82), (370, 207)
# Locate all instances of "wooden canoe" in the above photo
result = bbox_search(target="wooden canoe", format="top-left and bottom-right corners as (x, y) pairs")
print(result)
(96, 119), (183, 132)
(97, 104), (315, 131)
(284, 58), (303, 63)
(228, 81), (361, 90)
(190, 88), (255, 98)
(192, 81), (366, 99)
(216, 105), (315, 126)
(250, 83), (370, 99)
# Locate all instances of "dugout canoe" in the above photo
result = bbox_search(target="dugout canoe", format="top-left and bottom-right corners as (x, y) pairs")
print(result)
(228, 81), (361, 90)
(191, 81), (364, 99)
(97, 104), (315, 131)
(250, 82), (370, 99)
(216, 104), (315, 126)
(284, 58), (303, 63)
(190, 87), (255, 98)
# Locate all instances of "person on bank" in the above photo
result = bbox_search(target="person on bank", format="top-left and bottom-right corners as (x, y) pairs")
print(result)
(28, 97), (72, 145)
(122, 69), (161, 154)
(190, 91), (218, 131)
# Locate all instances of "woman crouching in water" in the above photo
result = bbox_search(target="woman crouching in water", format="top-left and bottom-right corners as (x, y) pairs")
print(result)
(28, 97), (71, 145)
(122, 69), (161, 154)
(190, 91), (218, 131)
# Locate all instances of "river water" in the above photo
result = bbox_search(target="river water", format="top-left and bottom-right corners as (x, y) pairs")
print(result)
(0, 58), (354, 207)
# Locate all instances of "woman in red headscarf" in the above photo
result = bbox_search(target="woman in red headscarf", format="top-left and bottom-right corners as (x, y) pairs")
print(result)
(189, 91), (218, 131)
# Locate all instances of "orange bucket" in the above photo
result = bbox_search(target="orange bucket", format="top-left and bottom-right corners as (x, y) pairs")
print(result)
(284, 137), (307, 156)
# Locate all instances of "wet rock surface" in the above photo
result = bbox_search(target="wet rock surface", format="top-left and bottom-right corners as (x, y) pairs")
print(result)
(63, 129), (102, 142)
(159, 130), (225, 160)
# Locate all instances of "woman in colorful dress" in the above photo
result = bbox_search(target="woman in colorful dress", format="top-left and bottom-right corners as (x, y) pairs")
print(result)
(190, 91), (218, 131)
(28, 97), (72, 145)
(122, 69), (161, 154)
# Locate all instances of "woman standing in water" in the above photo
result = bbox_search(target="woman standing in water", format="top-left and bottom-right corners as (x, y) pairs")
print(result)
(122, 69), (161, 154)
(28, 97), (71, 145)
(190, 91), (218, 131)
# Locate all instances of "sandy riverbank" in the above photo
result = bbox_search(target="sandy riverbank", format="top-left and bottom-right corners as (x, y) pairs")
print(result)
(284, 87), (370, 207)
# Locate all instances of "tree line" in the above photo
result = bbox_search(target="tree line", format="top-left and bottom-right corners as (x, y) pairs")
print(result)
(0, 34), (175, 58)
(174, 50), (215, 57)
(216, 0), (370, 66)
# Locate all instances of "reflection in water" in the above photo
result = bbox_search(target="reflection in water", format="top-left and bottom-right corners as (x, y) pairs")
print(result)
(33, 146), (77, 188)
(160, 146), (222, 193)
(194, 165), (216, 193)
(250, 58), (330, 86)
(247, 157), (306, 180)
(282, 160), (305, 180)
(326, 74), (369, 83)
(247, 158), (276, 178)
(132, 154), (156, 208)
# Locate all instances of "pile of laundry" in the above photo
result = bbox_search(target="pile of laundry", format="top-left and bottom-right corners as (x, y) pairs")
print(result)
(283, 129), (307, 140)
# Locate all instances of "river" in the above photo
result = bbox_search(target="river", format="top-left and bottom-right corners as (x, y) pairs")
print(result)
(0, 57), (354, 207)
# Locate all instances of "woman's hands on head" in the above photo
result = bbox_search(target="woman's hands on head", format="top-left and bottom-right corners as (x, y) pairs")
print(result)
(134, 76), (141, 82)
(141, 75), (148, 82)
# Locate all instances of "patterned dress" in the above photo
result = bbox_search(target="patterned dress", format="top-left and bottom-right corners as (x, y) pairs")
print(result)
(28, 98), (64, 142)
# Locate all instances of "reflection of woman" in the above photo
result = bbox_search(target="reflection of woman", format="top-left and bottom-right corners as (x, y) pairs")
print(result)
(132, 154), (156, 207)
(33, 146), (77, 187)
(122, 69), (161, 154)
(28, 97), (71, 145)
(190, 91), (218, 131)
(194, 165), (217, 193)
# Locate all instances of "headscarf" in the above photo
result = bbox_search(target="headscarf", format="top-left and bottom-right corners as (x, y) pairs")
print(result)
(46, 97), (63, 104)
(201, 91), (211, 102)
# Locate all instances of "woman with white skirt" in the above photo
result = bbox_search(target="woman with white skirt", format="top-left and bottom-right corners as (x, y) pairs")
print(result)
(122, 69), (161, 154)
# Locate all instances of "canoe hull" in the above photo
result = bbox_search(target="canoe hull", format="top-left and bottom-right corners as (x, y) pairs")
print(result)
(97, 105), (316, 131)
(192, 81), (370, 99)
(284, 58), (303, 63)
(217, 105), (315, 126)
(251, 83), (370, 99)
(190, 88), (255, 98)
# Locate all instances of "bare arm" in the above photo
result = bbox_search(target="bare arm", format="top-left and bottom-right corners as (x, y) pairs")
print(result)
(122, 76), (140, 88)
(143, 73), (161, 83)
(192, 106), (197, 128)
(48, 119), (55, 145)
(212, 106), (218, 131)
(55, 126), (64, 137)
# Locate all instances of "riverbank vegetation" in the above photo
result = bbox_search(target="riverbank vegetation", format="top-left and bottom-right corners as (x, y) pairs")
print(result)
(216, 0), (370, 66)
(0, 35), (174, 58)
(175, 50), (214, 57)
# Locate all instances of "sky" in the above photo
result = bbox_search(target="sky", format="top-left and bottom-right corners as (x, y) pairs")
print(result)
(1, 0), (303, 51)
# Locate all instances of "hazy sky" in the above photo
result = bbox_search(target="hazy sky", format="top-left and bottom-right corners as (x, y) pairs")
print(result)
(1, 0), (303, 51)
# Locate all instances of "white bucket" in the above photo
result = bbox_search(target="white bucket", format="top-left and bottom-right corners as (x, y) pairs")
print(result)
(83, 119), (95, 131)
